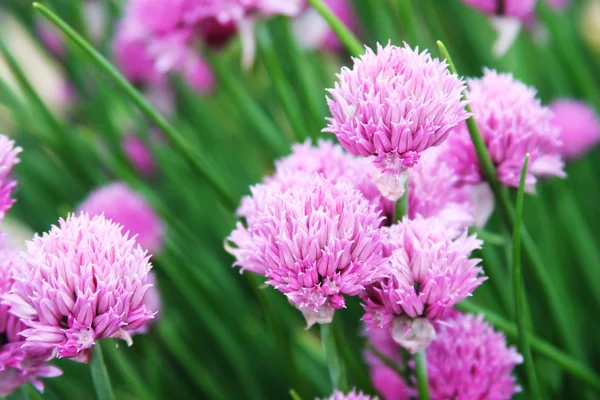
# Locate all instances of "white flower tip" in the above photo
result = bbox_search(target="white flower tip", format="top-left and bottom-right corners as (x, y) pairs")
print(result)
(375, 171), (408, 201)
(391, 316), (436, 354)
(302, 303), (335, 329)
(490, 16), (522, 58)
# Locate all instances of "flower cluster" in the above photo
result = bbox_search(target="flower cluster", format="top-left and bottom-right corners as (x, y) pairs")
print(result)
(227, 171), (385, 327)
(367, 312), (522, 400)
(550, 99), (600, 160)
(77, 182), (165, 254)
(4, 214), (157, 363)
(320, 389), (378, 400)
(0, 136), (22, 222)
(325, 43), (469, 200)
(444, 68), (565, 189)
(460, 0), (536, 19)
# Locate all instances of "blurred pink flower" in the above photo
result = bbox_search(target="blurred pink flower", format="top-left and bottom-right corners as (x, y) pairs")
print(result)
(325, 43), (469, 200)
(320, 389), (379, 400)
(550, 99), (600, 160)
(78, 182), (164, 254)
(36, 20), (65, 58)
(371, 366), (410, 400)
(123, 135), (156, 177)
(0, 239), (61, 396)
(362, 217), (485, 351)
(0, 135), (22, 222)
(272, 140), (393, 223)
(227, 172), (385, 327)
(460, 0), (536, 19)
(4, 214), (157, 363)
(444, 69), (565, 190)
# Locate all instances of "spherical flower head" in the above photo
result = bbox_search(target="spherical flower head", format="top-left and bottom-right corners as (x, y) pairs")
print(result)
(272, 140), (393, 222)
(550, 99), (600, 160)
(319, 389), (379, 400)
(127, 0), (190, 35)
(408, 146), (494, 234)
(362, 217), (485, 350)
(123, 135), (156, 177)
(0, 239), (61, 395)
(325, 43), (469, 199)
(0, 135), (22, 221)
(445, 69), (565, 189)
(77, 182), (164, 254)
(460, 0), (536, 19)
(4, 214), (157, 363)
(425, 312), (522, 399)
(227, 172), (385, 327)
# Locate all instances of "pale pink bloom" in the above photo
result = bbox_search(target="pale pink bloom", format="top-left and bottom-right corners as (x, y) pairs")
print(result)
(550, 99), (600, 160)
(0, 239), (61, 396)
(272, 140), (393, 222)
(227, 172), (385, 327)
(460, 0), (536, 19)
(444, 69), (565, 189)
(319, 389), (379, 400)
(36, 20), (65, 58)
(362, 217), (485, 350)
(4, 214), (156, 363)
(123, 135), (156, 177)
(113, 22), (164, 85)
(77, 182), (164, 254)
(325, 43), (469, 200)
(182, 54), (216, 93)
(546, 0), (569, 11)
(364, 312), (522, 400)
(0, 136), (22, 222)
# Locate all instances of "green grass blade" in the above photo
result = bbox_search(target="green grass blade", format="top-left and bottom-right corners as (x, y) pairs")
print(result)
(90, 344), (116, 400)
(307, 0), (363, 57)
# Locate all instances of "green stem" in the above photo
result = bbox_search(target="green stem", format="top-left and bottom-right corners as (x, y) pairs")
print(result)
(290, 389), (304, 400)
(33, 2), (238, 211)
(90, 344), (116, 400)
(437, 40), (579, 358)
(394, 179), (409, 223)
(414, 352), (431, 400)
(307, 0), (363, 57)
(458, 301), (600, 392)
(320, 323), (348, 392)
(512, 155), (543, 400)
(103, 342), (158, 400)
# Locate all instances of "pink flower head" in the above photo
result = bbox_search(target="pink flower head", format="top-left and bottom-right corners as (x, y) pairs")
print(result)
(325, 43), (469, 200)
(190, 0), (303, 24)
(227, 172), (385, 327)
(123, 135), (156, 176)
(550, 99), (600, 160)
(546, 0), (569, 11)
(113, 21), (164, 85)
(319, 389), (379, 400)
(408, 146), (494, 234)
(272, 140), (393, 222)
(364, 312), (522, 400)
(77, 182), (164, 254)
(182, 54), (216, 93)
(445, 69), (565, 189)
(127, 0), (190, 35)
(36, 20), (65, 58)
(0, 135), (22, 221)
(0, 239), (62, 396)
(460, 0), (536, 19)
(362, 217), (485, 351)
(4, 214), (157, 363)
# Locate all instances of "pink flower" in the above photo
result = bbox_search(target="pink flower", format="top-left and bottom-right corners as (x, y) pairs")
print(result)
(0, 135), (22, 221)
(550, 99), (600, 160)
(113, 22), (164, 85)
(272, 140), (393, 223)
(123, 135), (156, 176)
(0, 239), (61, 396)
(362, 217), (485, 351)
(227, 172), (385, 327)
(444, 69), (565, 189)
(182, 54), (216, 93)
(36, 20), (65, 58)
(189, 0), (303, 24)
(77, 182), (164, 254)
(409, 146), (494, 234)
(325, 43), (469, 200)
(460, 0), (536, 19)
(364, 312), (522, 400)
(3, 214), (157, 363)
(319, 389), (379, 400)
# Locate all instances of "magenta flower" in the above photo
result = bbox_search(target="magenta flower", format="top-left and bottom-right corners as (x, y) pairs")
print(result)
(36, 20), (65, 58)
(365, 312), (522, 400)
(0, 239), (61, 396)
(3, 214), (157, 363)
(409, 146), (494, 234)
(362, 217), (485, 352)
(460, 0), (536, 19)
(227, 172), (385, 327)
(325, 43), (469, 200)
(550, 99), (600, 160)
(272, 140), (393, 222)
(444, 69), (565, 189)
(319, 389), (379, 400)
(77, 182), (164, 254)
(123, 135), (156, 177)
(0, 135), (22, 222)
